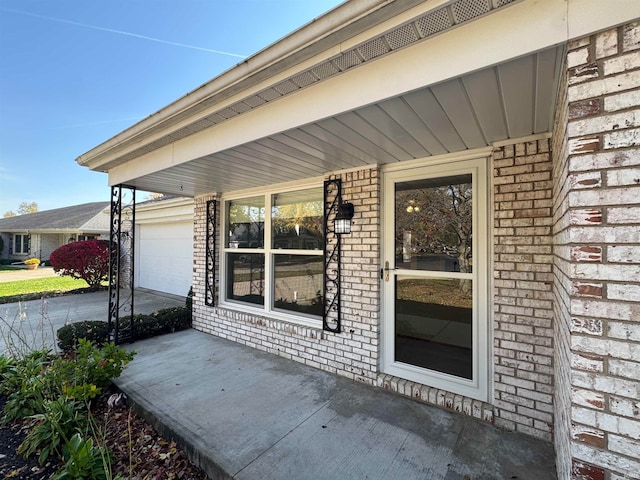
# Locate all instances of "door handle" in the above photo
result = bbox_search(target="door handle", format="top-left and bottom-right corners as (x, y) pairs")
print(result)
(380, 261), (394, 282)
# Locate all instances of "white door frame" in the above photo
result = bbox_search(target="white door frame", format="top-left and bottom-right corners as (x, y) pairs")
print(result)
(381, 155), (490, 402)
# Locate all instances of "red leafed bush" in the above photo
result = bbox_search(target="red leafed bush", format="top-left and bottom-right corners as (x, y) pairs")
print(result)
(50, 240), (110, 288)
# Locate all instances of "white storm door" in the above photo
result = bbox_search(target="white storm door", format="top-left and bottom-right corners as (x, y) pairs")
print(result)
(382, 157), (488, 401)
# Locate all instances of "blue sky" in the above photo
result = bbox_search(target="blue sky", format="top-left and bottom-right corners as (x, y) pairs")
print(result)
(0, 0), (343, 215)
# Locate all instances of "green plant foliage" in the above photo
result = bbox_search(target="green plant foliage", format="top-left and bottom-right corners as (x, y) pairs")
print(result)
(49, 340), (135, 403)
(1, 350), (56, 423)
(53, 433), (111, 480)
(18, 397), (86, 465)
(57, 321), (109, 353)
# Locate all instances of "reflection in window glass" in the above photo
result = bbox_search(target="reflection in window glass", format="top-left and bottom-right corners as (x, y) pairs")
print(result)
(272, 188), (323, 250)
(395, 277), (472, 379)
(227, 196), (265, 249)
(395, 175), (472, 273)
(226, 253), (265, 306)
(273, 255), (323, 317)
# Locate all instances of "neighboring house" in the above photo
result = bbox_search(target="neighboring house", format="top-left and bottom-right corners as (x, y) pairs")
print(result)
(76, 1), (640, 479)
(0, 202), (110, 262)
(134, 196), (194, 297)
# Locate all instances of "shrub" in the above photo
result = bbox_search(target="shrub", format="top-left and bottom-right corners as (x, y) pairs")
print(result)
(50, 240), (110, 288)
(57, 321), (109, 353)
(186, 286), (193, 311)
(56, 307), (191, 353)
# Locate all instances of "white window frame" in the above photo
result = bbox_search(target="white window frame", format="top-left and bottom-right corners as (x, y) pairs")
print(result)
(14, 233), (29, 255)
(220, 181), (324, 329)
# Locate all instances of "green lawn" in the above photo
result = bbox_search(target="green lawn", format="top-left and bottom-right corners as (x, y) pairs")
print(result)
(0, 276), (91, 300)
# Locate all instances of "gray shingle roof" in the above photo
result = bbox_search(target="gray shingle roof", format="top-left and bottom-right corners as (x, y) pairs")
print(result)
(0, 202), (110, 232)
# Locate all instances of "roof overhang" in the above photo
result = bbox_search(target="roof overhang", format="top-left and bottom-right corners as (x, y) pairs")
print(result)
(77, 0), (640, 197)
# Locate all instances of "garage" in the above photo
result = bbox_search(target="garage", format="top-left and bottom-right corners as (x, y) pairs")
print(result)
(135, 197), (193, 297)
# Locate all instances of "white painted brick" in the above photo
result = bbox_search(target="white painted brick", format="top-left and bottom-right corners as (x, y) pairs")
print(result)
(596, 29), (618, 59)
(603, 51), (640, 75)
(609, 359), (640, 381)
(623, 22), (640, 52)
(608, 207), (640, 224)
(605, 128), (640, 149)
(610, 396), (640, 419)
(607, 168), (640, 186)
(605, 90), (640, 112)
(572, 336), (640, 362)
(609, 434), (640, 459)
(608, 322), (640, 342)
(568, 72), (639, 102)
(607, 245), (640, 264)
(608, 283), (640, 302)
(568, 47), (589, 68)
(572, 442), (640, 477)
(568, 109), (640, 137)
(570, 299), (632, 321)
(569, 148), (640, 172)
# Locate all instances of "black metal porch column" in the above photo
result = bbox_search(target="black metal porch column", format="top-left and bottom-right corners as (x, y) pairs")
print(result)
(323, 178), (342, 333)
(108, 185), (136, 344)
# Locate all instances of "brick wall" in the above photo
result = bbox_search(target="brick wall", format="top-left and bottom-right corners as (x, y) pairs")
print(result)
(557, 22), (640, 480)
(192, 168), (381, 384)
(493, 139), (555, 442)
(553, 59), (573, 480)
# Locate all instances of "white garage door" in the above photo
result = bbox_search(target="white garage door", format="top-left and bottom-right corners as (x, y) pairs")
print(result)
(136, 221), (193, 296)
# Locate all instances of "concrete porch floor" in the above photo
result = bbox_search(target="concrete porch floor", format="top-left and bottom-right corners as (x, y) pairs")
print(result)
(115, 329), (557, 480)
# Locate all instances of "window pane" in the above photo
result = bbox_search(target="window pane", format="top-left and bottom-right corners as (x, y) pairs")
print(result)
(22, 235), (29, 253)
(227, 197), (265, 249)
(395, 277), (472, 379)
(272, 188), (323, 250)
(226, 253), (265, 306)
(395, 175), (472, 273)
(273, 255), (323, 317)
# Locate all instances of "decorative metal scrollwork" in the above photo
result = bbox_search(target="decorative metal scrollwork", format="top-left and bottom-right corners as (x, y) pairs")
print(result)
(323, 178), (342, 333)
(108, 185), (136, 344)
(205, 199), (217, 306)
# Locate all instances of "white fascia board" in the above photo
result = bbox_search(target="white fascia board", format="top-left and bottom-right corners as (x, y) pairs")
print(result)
(568, 0), (640, 39)
(107, 0), (640, 186)
(108, 0), (568, 186)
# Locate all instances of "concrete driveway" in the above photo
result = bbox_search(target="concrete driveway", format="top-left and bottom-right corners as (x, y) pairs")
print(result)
(0, 289), (185, 356)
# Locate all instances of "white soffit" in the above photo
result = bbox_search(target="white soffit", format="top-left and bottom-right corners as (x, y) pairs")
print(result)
(115, 44), (564, 197)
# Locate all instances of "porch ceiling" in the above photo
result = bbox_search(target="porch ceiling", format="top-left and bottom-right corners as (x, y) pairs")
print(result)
(126, 45), (564, 197)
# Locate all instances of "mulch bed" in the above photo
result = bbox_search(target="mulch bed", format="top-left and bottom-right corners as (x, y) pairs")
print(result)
(0, 394), (210, 479)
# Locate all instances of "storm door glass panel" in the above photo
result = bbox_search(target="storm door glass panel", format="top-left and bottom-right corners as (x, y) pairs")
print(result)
(395, 277), (472, 379)
(273, 255), (323, 317)
(394, 175), (473, 379)
(227, 196), (265, 249)
(226, 253), (265, 306)
(395, 175), (472, 273)
(271, 188), (323, 250)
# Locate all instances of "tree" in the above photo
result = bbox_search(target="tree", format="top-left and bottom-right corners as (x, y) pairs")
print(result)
(3, 211), (16, 218)
(49, 240), (110, 288)
(17, 202), (38, 215)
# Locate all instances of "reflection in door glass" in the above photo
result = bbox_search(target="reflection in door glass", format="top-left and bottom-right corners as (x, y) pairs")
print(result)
(395, 175), (472, 273)
(395, 277), (472, 379)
